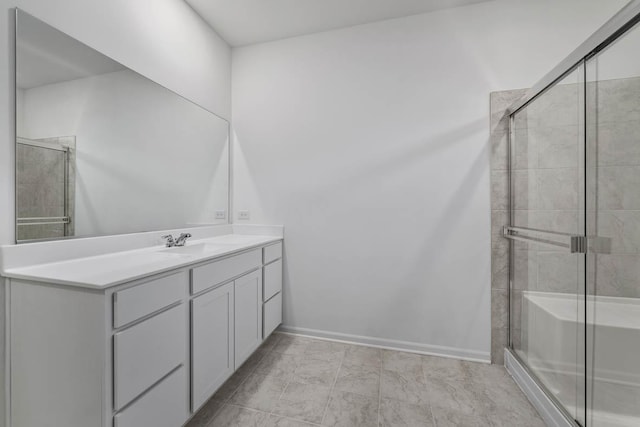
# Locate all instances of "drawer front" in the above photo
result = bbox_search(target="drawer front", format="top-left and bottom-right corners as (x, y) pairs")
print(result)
(114, 366), (187, 427)
(191, 249), (261, 294)
(263, 242), (283, 264)
(114, 305), (186, 410)
(113, 272), (187, 328)
(263, 292), (282, 339)
(263, 259), (283, 302)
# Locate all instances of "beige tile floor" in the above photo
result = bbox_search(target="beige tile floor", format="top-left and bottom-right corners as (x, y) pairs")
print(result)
(186, 333), (546, 427)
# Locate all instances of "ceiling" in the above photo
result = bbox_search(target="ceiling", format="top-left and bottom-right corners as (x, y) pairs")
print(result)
(17, 11), (124, 89)
(185, 0), (493, 46)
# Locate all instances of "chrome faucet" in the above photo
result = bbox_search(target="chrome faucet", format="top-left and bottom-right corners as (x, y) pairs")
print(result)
(174, 233), (192, 247)
(161, 233), (192, 247)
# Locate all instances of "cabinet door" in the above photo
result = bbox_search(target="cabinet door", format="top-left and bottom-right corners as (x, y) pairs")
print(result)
(191, 282), (234, 412)
(234, 270), (263, 368)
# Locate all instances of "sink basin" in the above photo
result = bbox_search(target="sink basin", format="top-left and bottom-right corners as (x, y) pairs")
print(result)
(158, 243), (226, 256)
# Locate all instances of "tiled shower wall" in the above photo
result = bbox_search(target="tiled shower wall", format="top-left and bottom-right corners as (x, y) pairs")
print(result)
(489, 77), (640, 364)
(16, 136), (75, 241)
(489, 89), (526, 365)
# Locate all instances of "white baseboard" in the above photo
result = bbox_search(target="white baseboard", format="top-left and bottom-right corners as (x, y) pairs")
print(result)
(277, 325), (490, 363)
(505, 348), (577, 427)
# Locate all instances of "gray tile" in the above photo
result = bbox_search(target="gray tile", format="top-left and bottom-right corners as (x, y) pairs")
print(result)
(513, 169), (537, 210)
(532, 210), (579, 234)
(212, 370), (249, 402)
(537, 168), (578, 210)
(185, 398), (223, 427)
(273, 335), (312, 355)
(304, 340), (347, 361)
(490, 170), (509, 211)
(382, 350), (423, 375)
(431, 405), (492, 427)
(293, 356), (341, 386)
(260, 333), (283, 351)
(597, 120), (640, 166)
(596, 253), (640, 297)
(255, 351), (301, 379)
(380, 369), (429, 405)
(262, 415), (317, 427)
(491, 289), (508, 330)
(491, 328), (507, 365)
(535, 125), (579, 168)
(598, 210), (640, 254)
(527, 81), (580, 128)
(379, 397), (434, 427)
(513, 249), (537, 291)
(491, 238), (509, 290)
(322, 390), (377, 427)
(236, 348), (268, 377)
(537, 251), (579, 293)
(490, 130), (508, 171)
(209, 404), (268, 427)
(422, 355), (468, 383)
(343, 345), (382, 368)
(596, 77), (640, 124)
(597, 166), (640, 210)
(228, 373), (288, 412)
(512, 127), (536, 170)
(334, 359), (380, 397)
(272, 382), (332, 424)
(424, 375), (491, 417)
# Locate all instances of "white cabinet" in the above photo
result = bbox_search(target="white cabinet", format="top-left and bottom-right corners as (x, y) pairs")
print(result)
(234, 270), (263, 368)
(190, 281), (235, 412)
(6, 238), (283, 427)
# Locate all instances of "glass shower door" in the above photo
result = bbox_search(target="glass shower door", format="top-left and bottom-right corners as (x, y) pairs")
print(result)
(508, 65), (587, 425)
(585, 18), (640, 427)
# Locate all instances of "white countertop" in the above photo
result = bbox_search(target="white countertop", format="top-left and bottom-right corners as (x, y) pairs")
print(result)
(2, 234), (282, 289)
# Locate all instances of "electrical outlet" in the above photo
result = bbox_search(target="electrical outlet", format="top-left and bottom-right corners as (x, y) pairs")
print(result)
(215, 210), (226, 220)
(238, 210), (250, 220)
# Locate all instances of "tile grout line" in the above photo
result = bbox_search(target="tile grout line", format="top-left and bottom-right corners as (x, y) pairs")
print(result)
(423, 360), (438, 427)
(264, 335), (305, 425)
(209, 335), (277, 426)
(377, 353), (383, 427)
(319, 348), (346, 425)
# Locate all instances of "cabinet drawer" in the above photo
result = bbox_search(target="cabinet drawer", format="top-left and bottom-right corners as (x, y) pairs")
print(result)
(263, 242), (282, 264)
(114, 305), (186, 410)
(263, 292), (282, 339)
(113, 272), (186, 328)
(191, 249), (261, 294)
(263, 259), (282, 302)
(114, 366), (187, 427)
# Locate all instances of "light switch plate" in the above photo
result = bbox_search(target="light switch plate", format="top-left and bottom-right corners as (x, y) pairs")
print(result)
(238, 211), (250, 220)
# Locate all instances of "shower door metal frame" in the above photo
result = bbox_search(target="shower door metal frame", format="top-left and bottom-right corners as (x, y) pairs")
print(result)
(504, 1), (640, 426)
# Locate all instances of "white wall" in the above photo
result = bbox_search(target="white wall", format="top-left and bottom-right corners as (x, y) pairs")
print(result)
(20, 69), (229, 237)
(232, 0), (627, 359)
(0, 1), (231, 424)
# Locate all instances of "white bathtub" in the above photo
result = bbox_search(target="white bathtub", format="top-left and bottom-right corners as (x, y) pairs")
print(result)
(518, 291), (640, 427)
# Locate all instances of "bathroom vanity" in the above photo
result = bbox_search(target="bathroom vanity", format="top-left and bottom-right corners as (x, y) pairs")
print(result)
(1, 229), (283, 427)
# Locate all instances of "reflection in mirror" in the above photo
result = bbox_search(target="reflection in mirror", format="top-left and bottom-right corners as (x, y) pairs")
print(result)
(15, 10), (229, 243)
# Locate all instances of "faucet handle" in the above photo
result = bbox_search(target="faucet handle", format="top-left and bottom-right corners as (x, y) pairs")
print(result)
(161, 235), (176, 247)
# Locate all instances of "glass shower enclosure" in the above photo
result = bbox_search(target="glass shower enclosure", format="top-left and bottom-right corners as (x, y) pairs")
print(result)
(505, 3), (640, 426)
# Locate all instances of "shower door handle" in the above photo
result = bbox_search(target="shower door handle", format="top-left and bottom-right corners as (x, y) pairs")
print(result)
(503, 227), (611, 254)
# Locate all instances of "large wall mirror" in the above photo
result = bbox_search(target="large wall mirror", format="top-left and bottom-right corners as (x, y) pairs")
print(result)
(15, 9), (230, 243)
